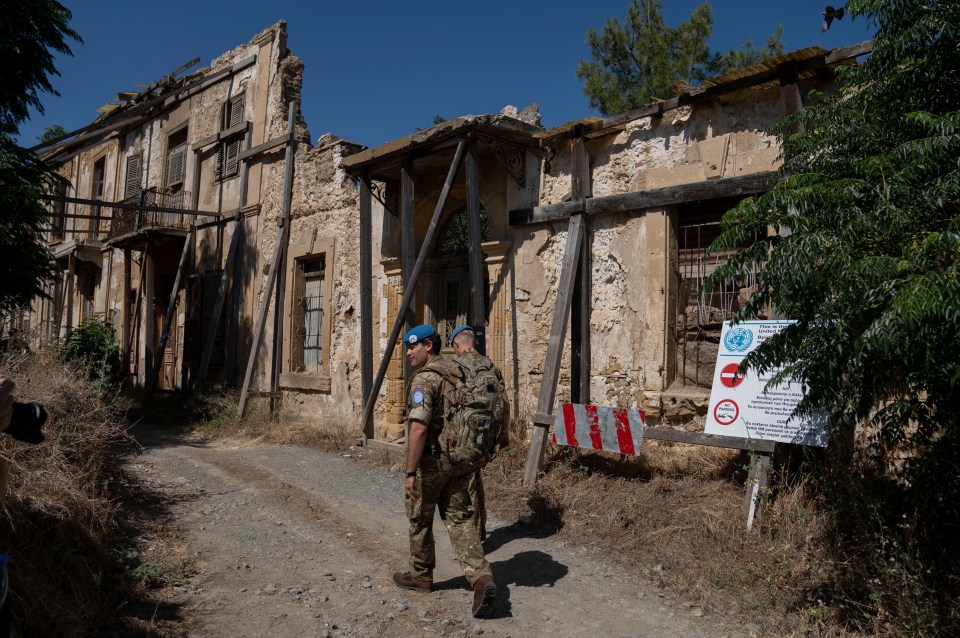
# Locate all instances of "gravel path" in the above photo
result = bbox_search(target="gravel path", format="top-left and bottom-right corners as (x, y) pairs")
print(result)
(126, 428), (752, 637)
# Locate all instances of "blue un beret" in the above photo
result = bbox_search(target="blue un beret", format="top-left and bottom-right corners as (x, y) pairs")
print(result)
(449, 324), (473, 346)
(403, 324), (437, 345)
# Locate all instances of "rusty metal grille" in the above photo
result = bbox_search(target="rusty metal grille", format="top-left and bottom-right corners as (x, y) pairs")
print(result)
(293, 258), (325, 373)
(673, 219), (759, 388)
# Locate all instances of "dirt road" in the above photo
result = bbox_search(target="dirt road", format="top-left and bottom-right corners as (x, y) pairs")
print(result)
(127, 429), (752, 637)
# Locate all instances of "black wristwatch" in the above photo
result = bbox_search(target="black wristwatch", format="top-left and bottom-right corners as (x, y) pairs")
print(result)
(405, 470), (417, 478)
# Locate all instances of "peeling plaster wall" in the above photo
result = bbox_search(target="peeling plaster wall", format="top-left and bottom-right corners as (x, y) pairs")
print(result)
(516, 85), (787, 426)
(278, 136), (363, 423)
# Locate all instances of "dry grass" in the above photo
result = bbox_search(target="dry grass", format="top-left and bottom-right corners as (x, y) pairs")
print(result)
(172, 395), (940, 637)
(478, 417), (873, 637)
(0, 346), (134, 636)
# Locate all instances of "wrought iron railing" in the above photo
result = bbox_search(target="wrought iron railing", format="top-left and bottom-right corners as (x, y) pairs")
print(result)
(107, 187), (192, 239)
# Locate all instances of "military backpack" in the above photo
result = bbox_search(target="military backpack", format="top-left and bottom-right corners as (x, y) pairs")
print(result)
(424, 354), (505, 470)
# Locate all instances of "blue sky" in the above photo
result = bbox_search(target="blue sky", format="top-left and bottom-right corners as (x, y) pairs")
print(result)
(18, 1), (874, 150)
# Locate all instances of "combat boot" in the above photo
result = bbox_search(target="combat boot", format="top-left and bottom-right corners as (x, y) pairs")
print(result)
(393, 571), (432, 592)
(471, 575), (497, 617)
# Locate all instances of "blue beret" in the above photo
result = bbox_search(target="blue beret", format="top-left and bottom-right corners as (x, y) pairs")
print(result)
(449, 324), (473, 346)
(403, 324), (436, 345)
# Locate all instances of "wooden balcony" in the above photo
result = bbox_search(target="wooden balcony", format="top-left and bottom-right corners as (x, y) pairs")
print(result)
(107, 187), (192, 248)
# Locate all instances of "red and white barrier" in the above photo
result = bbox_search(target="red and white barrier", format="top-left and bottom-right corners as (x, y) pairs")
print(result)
(551, 404), (645, 455)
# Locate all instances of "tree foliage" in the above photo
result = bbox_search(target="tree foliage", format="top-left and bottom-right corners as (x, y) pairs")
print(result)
(0, 1), (79, 312)
(576, 0), (784, 115)
(709, 0), (960, 627)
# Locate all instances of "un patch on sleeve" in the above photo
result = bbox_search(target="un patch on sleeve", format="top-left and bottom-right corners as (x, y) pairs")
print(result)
(412, 390), (425, 405)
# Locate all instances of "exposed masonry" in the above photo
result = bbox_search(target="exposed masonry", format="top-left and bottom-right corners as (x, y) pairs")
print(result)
(30, 21), (844, 440)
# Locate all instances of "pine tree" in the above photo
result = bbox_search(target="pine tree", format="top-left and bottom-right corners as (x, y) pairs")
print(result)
(576, 0), (784, 116)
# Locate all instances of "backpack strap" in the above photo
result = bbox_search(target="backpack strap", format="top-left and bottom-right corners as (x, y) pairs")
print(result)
(418, 359), (462, 439)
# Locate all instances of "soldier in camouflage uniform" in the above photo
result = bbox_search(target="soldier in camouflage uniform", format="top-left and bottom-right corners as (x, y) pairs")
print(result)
(392, 324), (498, 619)
(448, 325), (511, 542)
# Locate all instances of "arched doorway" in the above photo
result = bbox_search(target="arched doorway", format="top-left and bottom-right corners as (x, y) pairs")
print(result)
(432, 204), (490, 353)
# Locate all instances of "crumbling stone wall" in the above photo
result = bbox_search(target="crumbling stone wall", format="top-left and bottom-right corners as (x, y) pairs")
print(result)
(512, 85), (787, 427)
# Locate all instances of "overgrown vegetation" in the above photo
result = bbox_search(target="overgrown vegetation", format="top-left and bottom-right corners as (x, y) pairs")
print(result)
(0, 1), (80, 312)
(708, 0), (960, 633)
(58, 315), (123, 395)
(0, 346), (131, 635)
(576, 0), (785, 115)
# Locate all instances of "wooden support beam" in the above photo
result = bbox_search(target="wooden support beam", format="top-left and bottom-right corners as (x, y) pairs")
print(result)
(143, 248), (155, 378)
(269, 102), (299, 413)
(400, 157), (416, 327)
(122, 249), (132, 373)
(145, 227), (194, 400)
(524, 213), (585, 486)
(237, 103), (298, 417)
(745, 452), (773, 531)
(400, 157), (416, 382)
(509, 172), (774, 227)
(40, 194), (223, 218)
(228, 126), (254, 380)
(359, 140), (468, 437)
(65, 253), (75, 333)
(192, 121), (250, 150)
(44, 212), (114, 221)
(569, 129), (591, 404)
(236, 131), (293, 162)
(127, 244), (149, 378)
(359, 176), (375, 438)
(237, 222), (286, 417)
(466, 141), (486, 352)
(192, 213), (242, 395)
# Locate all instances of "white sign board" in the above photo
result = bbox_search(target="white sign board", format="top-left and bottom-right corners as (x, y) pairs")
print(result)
(705, 321), (828, 447)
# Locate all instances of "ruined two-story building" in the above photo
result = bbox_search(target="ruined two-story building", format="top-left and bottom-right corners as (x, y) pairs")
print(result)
(27, 21), (869, 445)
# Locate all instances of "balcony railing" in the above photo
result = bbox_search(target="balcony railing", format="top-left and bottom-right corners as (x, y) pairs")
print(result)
(108, 187), (192, 239)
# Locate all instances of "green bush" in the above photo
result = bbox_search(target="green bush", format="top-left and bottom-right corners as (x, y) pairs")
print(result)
(59, 316), (122, 395)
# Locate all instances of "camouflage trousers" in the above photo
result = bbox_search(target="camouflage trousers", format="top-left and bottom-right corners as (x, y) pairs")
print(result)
(406, 455), (491, 587)
(468, 470), (486, 539)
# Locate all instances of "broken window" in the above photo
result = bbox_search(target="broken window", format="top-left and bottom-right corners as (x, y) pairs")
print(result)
(216, 94), (245, 180)
(672, 199), (760, 388)
(435, 205), (489, 257)
(291, 255), (328, 374)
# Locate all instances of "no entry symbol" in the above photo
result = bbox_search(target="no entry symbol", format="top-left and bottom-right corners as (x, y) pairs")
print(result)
(719, 363), (745, 388)
(713, 399), (739, 426)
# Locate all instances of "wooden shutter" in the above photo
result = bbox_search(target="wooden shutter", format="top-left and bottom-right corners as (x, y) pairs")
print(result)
(124, 154), (142, 198)
(225, 139), (240, 177)
(216, 94), (245, 179)
(230, 94), (245, 127)
(165, 144), (186, 187)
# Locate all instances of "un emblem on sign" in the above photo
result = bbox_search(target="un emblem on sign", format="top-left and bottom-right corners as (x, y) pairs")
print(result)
(723, 327), (753, 353)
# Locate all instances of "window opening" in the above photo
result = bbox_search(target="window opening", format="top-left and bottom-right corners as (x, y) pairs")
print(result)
(50, 180), (67, 241)
(294, 257), (326, 373)
(124, 154), (142, 199)
(672, 202), (759, 388)
(216, 94), (245, 179)
(435, 205), (489, 257)
(91, 157), (105, 235)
